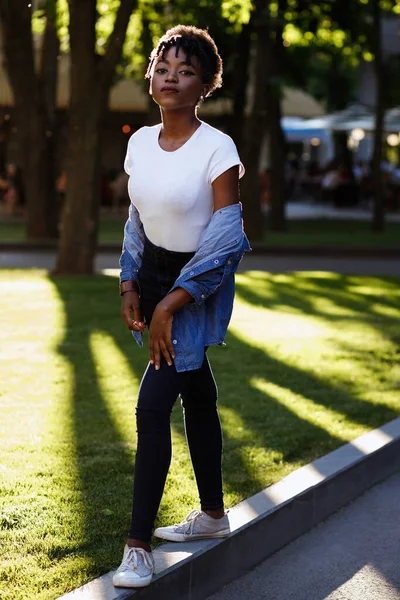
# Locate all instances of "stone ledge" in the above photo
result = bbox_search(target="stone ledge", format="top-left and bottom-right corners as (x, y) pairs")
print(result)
(59, 417), (400, 600)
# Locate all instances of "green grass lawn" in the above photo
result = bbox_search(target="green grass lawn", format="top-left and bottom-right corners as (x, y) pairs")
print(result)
(261, 218), (400, 247)
(1, 269), (400, 599)
(0, 218), (127, 244)
(1, 217), (400, 246)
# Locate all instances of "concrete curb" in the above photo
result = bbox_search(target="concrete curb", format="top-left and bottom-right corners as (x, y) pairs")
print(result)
(59, 417), (400, 600)
(1, 242), (400, 258)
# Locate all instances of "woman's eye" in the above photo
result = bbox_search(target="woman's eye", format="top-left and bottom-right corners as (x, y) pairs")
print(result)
(155, 68), (167, 74)
(180, 70), (195, 76)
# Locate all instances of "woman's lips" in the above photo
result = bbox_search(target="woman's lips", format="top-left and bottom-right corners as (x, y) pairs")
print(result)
(161, 87), (179, 93)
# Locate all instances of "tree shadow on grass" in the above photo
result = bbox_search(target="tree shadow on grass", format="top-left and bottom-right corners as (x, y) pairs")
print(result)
(235, 272), (400, 329)
(50, 275), (146, 577)
(210, 328), (399, 501)
(49, 270), (399, 584)
(235, 271), (400, 394)
(214, 271), (400, 499)
(234, 272), (400, 395)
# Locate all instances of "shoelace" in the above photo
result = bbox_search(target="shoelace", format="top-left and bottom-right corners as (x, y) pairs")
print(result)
(120, 547), (153, 573)
(175, 509), (203, 535)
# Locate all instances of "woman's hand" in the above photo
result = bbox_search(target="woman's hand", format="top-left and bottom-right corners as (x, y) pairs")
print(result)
(148, 288), (194, 369)
(149, 301), (175, 370)
(121, 291), (145, 333)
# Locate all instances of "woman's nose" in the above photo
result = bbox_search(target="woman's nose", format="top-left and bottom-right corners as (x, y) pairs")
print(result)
(165, 70), (178, 82)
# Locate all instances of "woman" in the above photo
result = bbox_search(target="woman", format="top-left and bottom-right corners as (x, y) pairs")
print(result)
(113, 25), (250, 588)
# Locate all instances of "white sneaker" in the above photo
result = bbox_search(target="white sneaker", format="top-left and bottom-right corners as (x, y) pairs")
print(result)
(153, 509), (230, 542)
(112, 545), (154, 588)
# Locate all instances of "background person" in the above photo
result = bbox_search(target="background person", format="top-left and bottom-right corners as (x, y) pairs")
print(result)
(0, 163), (25, 216)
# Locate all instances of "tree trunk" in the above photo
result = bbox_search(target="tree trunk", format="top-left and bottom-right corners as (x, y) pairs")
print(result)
(240, 4), (269, 241)
(142, 15), (160, 125)
(55, 0), (137, 274)
(230, 21), (251, 153)
(0, 0), (59, 239)
(56, 0), (107, 274)
(371, 1), (385, 232)
(264, 0), (287, 232)
(266, 81), (286, 231)
(326, 52), (352, 113)
(57, 100), (105, 273)
(38, 3), (60, 237)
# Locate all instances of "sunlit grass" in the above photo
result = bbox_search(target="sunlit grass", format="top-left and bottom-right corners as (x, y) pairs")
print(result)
(89, 331), (139, 443)
(0, 272), (85, 599)
(1, 268), (399, 599)
(250, 378), (365, 441)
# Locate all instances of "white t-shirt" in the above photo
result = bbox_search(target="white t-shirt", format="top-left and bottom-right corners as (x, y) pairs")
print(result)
(124, 121), (245, 252)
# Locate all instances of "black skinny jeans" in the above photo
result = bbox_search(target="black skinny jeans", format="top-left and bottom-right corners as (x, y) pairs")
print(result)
(128, 235), (224, 543)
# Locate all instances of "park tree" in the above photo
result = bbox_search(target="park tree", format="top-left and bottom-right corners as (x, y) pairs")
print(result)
(263, 0), (400, 234)
(222, 0), (361, 236)
(220, 0), (285, 238)
(325, 0), (400, 231)
(55, 0), (137, 274)
(0, 0), (59, 239)
(230, 0), (332, 235)
(229, 21), (252, 151)
(258, 0), (287, 234)
(360, 0), (400, 231)
(370, 0), (385, 232)
(236, 0), (282, 238)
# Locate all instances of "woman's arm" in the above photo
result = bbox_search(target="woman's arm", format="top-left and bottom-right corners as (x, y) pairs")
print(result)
(212, 165), (240, 212)
(119, 203), (145, 284)
(120, 203), (146, 333)
(149, 165), (240, 369)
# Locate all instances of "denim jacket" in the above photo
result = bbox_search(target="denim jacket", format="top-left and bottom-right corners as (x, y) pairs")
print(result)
(119, 202), (251, 372)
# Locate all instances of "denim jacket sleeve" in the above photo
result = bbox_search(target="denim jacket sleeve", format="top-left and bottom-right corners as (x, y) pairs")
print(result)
(171, 203), (251, 305)
(119, 203), (145, 286)
(119, 203), (145, 348)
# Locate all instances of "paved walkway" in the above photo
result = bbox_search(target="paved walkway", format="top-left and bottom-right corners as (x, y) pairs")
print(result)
(1, 251), (400, 277)
(207, 471), (400, 600)
(286, 201), (400, 222)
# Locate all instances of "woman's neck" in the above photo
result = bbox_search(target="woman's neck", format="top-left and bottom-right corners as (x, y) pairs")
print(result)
(159, 109), (201, 140)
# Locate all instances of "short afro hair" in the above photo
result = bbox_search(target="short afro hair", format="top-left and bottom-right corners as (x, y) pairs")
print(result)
(145, 25), (223, 96)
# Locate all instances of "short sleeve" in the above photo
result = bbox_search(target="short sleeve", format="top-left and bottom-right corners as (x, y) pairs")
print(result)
(207, 135), (245, 184)
(124, 135), (134, 176)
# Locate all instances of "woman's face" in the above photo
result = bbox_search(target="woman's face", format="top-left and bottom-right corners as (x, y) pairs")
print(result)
(149, 46), (207, 111)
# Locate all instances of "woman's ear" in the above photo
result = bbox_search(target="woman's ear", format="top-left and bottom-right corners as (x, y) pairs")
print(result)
(202, 85), (210, 99)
